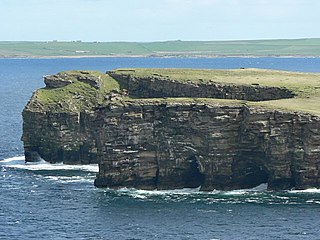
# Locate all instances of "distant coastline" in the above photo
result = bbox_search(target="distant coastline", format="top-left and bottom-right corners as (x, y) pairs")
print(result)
(1, 38), (320, 59)
(1, 54), (319, 59)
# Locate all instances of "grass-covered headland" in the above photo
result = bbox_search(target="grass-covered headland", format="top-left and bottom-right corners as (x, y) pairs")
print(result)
(1, 38), (320, 58)
(30, 68), (320, 116)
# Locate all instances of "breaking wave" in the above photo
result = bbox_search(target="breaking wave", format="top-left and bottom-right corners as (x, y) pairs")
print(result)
(1, 155), (98, 172)
(99, 183), (320, 205)
(114, 183), (268, 198)
(288, 188), (320, 194)
(1, 155), (98, 185)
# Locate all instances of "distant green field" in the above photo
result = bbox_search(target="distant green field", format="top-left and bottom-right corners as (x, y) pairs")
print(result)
(1, 39), (320, 57)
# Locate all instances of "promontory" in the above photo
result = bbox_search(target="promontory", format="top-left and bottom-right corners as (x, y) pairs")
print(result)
(22, 68), (320, 191)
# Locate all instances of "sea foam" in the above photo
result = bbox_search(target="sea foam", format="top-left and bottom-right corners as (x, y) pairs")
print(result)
(288, 188), (320, 194)
(1, 156), (98, 172)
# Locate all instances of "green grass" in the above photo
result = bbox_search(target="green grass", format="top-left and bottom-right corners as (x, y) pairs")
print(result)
(35, 71), (120, 111)
(1, 38), (320, 57)
(112, 68), (320, 115)
(250, 97), (320, 116)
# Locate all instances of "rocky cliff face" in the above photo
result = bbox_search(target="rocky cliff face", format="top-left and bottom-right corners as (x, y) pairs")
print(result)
(22, 70), (120, 164)
(22, 68), (320, 190)
(93, 101), (320, 191)
(22, 110), (99, 164)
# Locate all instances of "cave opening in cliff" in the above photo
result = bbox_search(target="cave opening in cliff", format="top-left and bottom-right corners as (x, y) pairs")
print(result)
(184, 155), (205, 188)
(244, 164), (269, 188)
(233, 158), (270, 189)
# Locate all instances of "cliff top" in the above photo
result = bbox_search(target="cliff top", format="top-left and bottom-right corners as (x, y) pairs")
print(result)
(110, 68), (320, 115)
(110, 68), (320, 95)
(28, 71), (120, 112)
(27, 68), (320, 115)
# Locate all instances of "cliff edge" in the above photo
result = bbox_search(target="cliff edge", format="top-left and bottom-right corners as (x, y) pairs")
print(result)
(22, 68), (320, 190)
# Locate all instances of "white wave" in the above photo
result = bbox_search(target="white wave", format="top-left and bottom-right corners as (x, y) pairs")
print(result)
(0, 155), (25, 163)
(223, 190), (248, 195)
(146, 186), (202, 195)
(249, 183), (268, 191)
(117, 186), (202, 196)
(1, 156), (98, 172)
(116, 187), (202, 200)
(44, 175), (94, 183)
(114, 184), (269, 197)
(288, 188), (320, 194)
(14, 162), (98, 172)
(223, 183), (268, 195)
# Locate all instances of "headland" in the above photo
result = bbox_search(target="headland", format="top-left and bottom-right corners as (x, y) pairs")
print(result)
(22, 68), (320, 190)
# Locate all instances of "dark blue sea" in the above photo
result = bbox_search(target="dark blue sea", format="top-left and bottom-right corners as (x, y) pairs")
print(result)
(1, 57), (320, 240)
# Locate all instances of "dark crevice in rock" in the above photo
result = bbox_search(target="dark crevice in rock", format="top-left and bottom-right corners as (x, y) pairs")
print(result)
(183, 155), (205, 188)
(24, 148), (42, 162)
(232, 156), (269, 189)
(154, 142), (160, 189)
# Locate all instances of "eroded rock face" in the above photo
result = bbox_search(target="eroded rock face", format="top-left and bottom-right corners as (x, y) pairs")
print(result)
(22, 111), (99, 164)
(44, 71), (102, 89)
(77, 71), (102, 89)
(109, 71), (295, 101)
(44, 74), (74, 88)
(93, 102), (320, 191)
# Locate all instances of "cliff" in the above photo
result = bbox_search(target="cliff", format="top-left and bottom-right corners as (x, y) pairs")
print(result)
(22, 68), (320, 190)
(22, 70), (121, 164)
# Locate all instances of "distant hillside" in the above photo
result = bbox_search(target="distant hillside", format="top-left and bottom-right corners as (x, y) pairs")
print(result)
(1, 38), (320, 58)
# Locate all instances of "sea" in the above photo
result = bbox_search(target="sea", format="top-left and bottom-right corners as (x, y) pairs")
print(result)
(1, 57), (320, 240)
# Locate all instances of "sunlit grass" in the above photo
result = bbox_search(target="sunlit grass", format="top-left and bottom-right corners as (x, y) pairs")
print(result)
(36, 71), (120, 111)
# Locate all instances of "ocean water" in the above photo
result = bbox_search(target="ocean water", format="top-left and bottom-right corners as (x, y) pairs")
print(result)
(1, 57), (320, 240)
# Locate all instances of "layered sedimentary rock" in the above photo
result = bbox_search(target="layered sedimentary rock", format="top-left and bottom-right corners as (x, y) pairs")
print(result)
(22, 110), (99, 164)
(22, 70), (119, 164)
(93, 102), (320, 191)
(22, 68), (320, 190)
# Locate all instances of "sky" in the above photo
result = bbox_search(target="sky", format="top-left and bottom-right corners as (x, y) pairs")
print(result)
(1, 0), (320, 42)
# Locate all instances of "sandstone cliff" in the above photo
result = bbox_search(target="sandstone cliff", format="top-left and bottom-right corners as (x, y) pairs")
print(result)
(22, 68), (320, 190)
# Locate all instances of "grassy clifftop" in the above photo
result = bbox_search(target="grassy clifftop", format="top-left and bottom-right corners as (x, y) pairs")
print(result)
(28, 68), (320, 116)
(29, 71), (120, 112)
(112, 68), (319, 91)
(110, 68), (320, 115)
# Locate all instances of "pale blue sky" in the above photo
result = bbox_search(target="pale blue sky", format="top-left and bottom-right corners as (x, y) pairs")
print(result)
(1, 0), (320, 41)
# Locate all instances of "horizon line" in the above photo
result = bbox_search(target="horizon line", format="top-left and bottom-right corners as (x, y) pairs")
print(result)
(1, 37), (320, 43)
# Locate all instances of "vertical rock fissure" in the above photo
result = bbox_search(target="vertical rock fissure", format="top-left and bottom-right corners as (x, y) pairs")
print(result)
(184, 155), (205, 188)
(155, 142), (160, 189)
